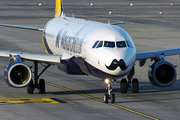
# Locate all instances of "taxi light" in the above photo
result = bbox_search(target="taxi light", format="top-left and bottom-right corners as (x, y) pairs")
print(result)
(105, 79), (110, 84)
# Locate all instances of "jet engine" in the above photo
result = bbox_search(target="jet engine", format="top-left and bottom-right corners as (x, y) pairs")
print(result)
(148, 61), (176, 87)
(4, 62), (32, 88)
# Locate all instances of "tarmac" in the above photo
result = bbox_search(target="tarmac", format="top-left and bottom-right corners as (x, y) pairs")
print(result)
(0, 0), (180, 120)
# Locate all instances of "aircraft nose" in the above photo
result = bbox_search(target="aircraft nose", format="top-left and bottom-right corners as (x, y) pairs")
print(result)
(103, 48), (135, 73)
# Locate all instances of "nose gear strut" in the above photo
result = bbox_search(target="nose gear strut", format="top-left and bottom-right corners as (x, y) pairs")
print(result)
(104, 79), (116, 103)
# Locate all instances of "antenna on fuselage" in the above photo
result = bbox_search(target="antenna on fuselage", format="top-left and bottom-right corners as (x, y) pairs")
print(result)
(108, 19), (110, 24)
(72, 13), (74, 18)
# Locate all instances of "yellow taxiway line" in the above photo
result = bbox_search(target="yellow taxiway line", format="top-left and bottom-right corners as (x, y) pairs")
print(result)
(0, 98), (60, 104)
(45, 81), (159, 120)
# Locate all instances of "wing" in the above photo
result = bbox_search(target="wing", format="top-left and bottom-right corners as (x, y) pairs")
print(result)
(0, 24), (59, 63)
(136, 48), (180, 66)
(110, 22), (125, 25)
(0, 50), (61, 64)
(0, 23), (44, 31)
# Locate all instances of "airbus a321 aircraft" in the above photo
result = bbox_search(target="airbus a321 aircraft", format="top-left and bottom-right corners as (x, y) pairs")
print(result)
(0, 0), (180, 103)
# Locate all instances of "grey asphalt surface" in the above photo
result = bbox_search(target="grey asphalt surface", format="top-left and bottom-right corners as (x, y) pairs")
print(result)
(0, 0), (180, 120)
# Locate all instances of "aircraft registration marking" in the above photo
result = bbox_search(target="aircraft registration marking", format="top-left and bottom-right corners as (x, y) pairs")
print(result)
(46, 81), (159, 120)
(0, 98), (60, 104)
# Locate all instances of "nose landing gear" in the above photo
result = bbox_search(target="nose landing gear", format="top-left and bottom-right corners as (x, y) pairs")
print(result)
(103, 79), (116, 103)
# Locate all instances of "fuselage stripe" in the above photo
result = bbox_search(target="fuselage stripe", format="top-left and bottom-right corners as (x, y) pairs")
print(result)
(42, 32), (53, 54)
(58, 18), (93, 29)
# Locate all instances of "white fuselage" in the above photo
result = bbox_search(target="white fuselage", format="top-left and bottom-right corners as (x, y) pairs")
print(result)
(43, 17), (136, 79)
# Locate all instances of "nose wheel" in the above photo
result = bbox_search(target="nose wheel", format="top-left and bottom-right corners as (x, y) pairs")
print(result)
(104, 93), (109, 103)
(103, 79), (115, 103)
(104, 93), (115, 103)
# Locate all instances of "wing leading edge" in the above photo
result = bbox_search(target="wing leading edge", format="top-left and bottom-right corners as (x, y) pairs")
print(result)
(136, 48), (180, 67)
(0, 23), (44, 31)
(136, 48), (180, 60)
(0, 50), (61, 64)
(110, 22), (125, 25)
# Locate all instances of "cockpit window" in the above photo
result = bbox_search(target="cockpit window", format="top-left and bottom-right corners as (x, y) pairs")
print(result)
(126, 40), (134, 48)
(92, 41), (99, 48)
(92, 40), (132, 49)
(116, 41), (127, 48)
(104, 41), (115, 48)
(96, 41), (103, 48)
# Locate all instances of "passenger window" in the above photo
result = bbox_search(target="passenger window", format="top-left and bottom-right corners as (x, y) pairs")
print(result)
(116, 41), (127, 48)
(92, 41), (99, 48)
(96, 41), (103, 48)
(104, 41), (115, 48)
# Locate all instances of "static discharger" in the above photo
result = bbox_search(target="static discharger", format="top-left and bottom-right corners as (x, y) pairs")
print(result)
(109, 10), (112, 14)
(90, 2), (93, 6)
(130, 3), (133, 6)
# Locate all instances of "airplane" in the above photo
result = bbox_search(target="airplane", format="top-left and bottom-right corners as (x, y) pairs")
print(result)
(0, 0), (180, 103)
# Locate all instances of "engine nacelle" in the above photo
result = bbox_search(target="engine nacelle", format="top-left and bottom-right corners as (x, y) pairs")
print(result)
(148, 61), (176, 87)
(4, 62), (32, 88)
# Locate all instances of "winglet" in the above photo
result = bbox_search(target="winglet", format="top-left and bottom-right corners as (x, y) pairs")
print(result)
(55, 0), (65, 18)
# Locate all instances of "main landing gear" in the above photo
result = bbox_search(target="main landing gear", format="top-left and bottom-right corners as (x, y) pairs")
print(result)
(27, 61), (51, 94)
(120, 67), (139, 93)
(120, 78), (139, 93)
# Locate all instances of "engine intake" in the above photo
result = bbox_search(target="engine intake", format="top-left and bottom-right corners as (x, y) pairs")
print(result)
(148, 61), (176, 87)
(4, 62), (32, 88)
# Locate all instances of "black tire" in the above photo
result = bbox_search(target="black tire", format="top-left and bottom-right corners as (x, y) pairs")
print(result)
(104, 93), (109, 103)
(39, 79), (45, 94)
(27, 80), (34, 94)
(111, 93), (115, 103)
(120, 78), (128, 93)
(132, 78), (139, 93)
